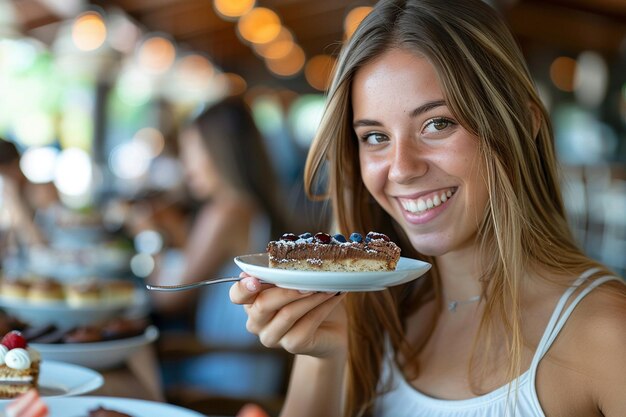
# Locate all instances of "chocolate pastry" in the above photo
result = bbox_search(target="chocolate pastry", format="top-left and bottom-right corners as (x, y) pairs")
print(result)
(100, 318), (147, 341)
(63, 326), (103, 343)
(0, 312), (26, 337)
(87, 406), (133, 417)
(21, 324), (58, 342)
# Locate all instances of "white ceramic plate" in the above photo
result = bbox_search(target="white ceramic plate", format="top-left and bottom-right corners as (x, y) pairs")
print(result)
(31, 326), (159, 370)
(0, 396), (209, 417)
(0, 289), (148, 328)
(234, 254), (431, 292)
(0, 361), (103, 403)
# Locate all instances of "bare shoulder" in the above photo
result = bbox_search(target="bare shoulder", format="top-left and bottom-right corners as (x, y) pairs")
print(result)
(559, 278), (626, 415)
(573, 278), (626, 329)
(565, 278), (626, 349)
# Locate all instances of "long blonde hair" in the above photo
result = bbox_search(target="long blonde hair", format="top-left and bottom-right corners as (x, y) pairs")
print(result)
(304, 0), (610, 415)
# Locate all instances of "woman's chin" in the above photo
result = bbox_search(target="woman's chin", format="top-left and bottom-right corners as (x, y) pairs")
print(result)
(409, 239), (449, 258)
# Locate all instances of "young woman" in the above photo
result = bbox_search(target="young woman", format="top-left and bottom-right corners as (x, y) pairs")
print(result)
(230, 0), (626, 416)
(147, 97), (293, 403)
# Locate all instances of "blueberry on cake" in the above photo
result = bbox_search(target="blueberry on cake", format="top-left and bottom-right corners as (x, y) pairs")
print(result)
(267, 232), (401, 272)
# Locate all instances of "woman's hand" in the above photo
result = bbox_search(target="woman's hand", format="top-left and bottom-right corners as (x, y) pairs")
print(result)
(230, 272), (348, 359)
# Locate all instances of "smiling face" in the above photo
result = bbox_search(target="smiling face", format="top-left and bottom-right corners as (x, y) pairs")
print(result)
(352, 48), (489, 258)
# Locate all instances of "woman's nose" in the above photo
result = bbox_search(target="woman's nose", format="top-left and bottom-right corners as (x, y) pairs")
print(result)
(387, 139), (428, 184)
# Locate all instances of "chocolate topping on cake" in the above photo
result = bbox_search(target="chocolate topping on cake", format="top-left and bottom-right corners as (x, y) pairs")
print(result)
(267, 231), (401, 271)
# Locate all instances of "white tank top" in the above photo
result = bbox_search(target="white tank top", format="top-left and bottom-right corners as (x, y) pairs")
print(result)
(374, 268), (622, 417)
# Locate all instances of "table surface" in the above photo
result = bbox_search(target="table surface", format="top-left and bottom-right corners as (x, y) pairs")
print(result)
(92, 344), (165, 402)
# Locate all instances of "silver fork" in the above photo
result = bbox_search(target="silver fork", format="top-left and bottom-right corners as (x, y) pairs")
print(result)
(145, 277), (243, 292)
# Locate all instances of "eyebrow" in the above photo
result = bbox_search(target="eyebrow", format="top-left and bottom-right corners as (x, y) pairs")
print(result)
(353, 99), (447, 128)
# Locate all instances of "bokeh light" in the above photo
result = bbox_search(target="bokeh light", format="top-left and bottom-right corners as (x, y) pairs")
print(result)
(305, 54), (336, 91)
(134, 230), (163, 255)
(54, 148), (93, 196)
(252, 27), (294, 60)
(72, 12), (107, 51)
(344, 7), (372, 40)
(137, 35), (176, 74)
(133, 127), (165, 157)
(265, 44), (305, 78)
(550, 56), (577, 92)
(13, 111), (55, 147)
(116, 68), (154, 106)
(237, 8), (281, 44)
(217, 72), (248, 96)
(0, 38), (40, 73)
(214, 0), (255, 19)
(109, 141), (153, 180)
(107, 12), (141, 54)
(288, 94), (325, 148)
(130, 253), (155, 277)
(19, 146), (59, 184)
(574, 51), (608, 109)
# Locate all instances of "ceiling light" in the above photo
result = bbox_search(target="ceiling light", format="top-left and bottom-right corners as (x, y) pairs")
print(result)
(237, 7), (281, 44)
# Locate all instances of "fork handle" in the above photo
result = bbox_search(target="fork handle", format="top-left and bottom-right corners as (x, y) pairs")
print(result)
(145, 276), (241, 292)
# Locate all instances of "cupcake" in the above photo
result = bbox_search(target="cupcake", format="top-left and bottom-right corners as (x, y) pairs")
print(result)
(66, 281), (102, 307)
(28, 279), (64, 304)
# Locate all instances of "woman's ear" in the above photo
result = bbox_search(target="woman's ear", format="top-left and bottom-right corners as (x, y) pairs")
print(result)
(529, 102), (543, 140)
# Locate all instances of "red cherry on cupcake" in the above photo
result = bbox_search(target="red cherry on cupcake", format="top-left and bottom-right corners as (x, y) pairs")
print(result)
(1, 331), (27, 350)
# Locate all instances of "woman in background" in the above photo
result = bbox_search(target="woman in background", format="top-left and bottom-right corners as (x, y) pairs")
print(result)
(230, 0), (626, 416)
(149, 96), (293, 406)
(0, 140), (46, 263)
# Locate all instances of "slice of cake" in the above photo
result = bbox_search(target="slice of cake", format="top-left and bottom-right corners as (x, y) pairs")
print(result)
(0, 331), (42, 399)
(267, 231), (401, 272)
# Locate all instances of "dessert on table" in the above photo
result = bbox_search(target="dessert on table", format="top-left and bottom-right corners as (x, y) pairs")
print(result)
(0, 277), (137, 308)
(0, 331), (41, 399)
(85, 406), (133, 417)
(267, 231), (401, 272)
(4, 391), (137, 417)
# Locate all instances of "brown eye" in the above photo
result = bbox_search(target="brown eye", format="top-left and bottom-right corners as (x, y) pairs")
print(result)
(423, 117), (456, 135)
(361, 132), (388, 145)
(433, 119), (449, 130)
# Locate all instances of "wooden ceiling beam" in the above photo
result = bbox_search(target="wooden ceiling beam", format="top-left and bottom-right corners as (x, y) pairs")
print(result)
(13, 0), (61, 32)
(505, 1), (626, 56)
(98, 0), (188, 15)
(537, 0), (626, 21)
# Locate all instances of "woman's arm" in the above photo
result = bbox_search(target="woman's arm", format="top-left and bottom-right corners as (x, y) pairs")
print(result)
(149, 200), (252, 314)
(543, 280), (626, 416)
(280, 354), (347, 417)
(586, 282), (626, 416)
(0, 176), (45, 246)
(231, 276), (349, 417)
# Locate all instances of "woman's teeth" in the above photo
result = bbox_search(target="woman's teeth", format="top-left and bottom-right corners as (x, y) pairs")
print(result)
(400, 189), (455, 214)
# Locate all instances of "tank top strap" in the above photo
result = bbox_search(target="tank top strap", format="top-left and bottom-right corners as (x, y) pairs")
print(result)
(529, 267), (620, 373)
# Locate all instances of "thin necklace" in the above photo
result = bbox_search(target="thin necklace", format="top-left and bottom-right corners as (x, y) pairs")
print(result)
(447, 295), (481, 312)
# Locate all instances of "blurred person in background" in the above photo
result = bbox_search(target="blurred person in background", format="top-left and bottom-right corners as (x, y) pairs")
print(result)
(0, 140), (47, 264)
(143, 96), (294, 410)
